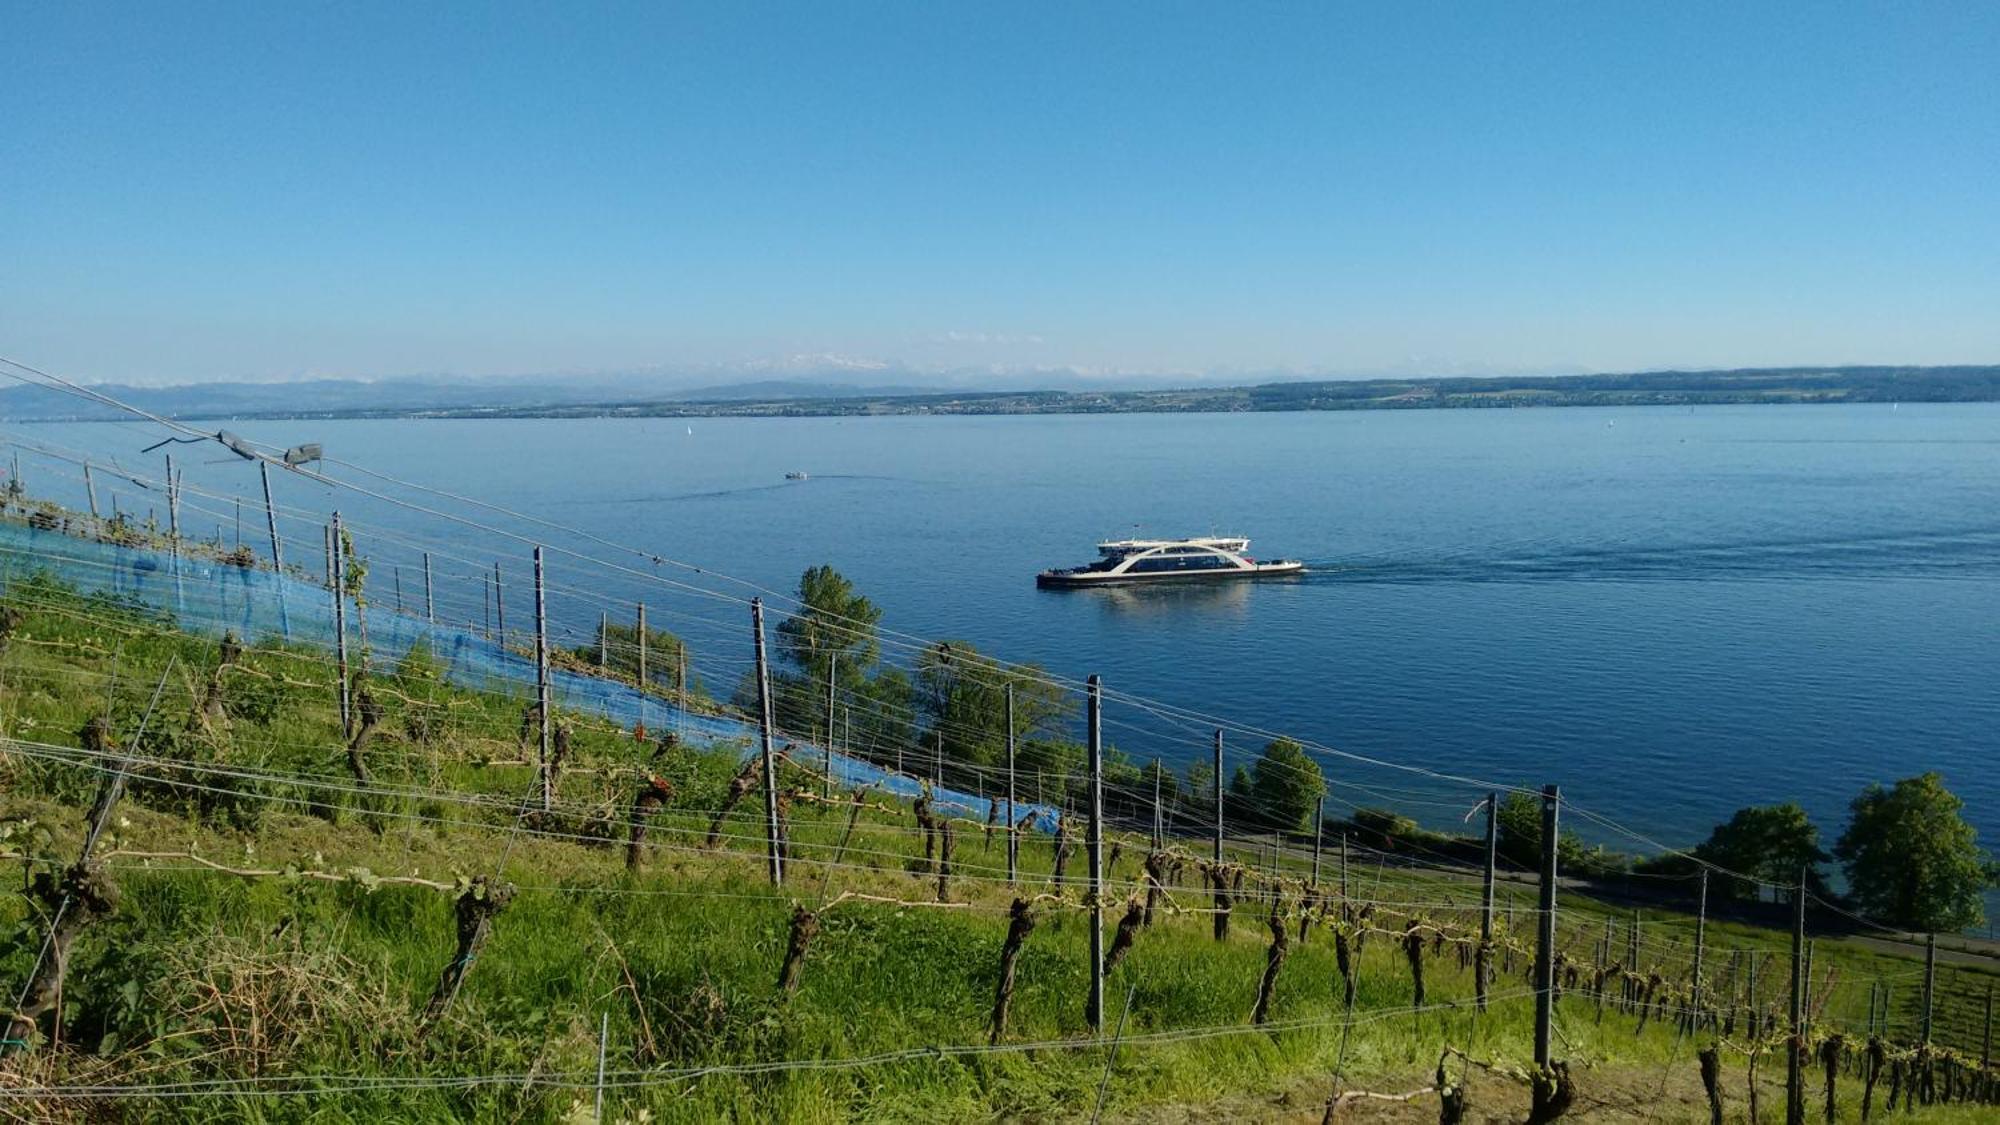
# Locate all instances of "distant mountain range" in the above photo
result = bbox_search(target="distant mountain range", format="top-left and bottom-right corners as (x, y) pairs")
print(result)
(4, 365), (1998, 422)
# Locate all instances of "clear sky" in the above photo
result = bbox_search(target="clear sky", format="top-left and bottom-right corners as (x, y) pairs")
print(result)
(5, 2), (1998, 384)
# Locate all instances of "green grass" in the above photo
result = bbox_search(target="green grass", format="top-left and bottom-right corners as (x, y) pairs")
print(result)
(0, 570), (1991, 1122)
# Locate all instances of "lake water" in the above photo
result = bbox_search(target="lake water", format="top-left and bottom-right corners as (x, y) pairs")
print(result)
(27, 404), (2000, 869)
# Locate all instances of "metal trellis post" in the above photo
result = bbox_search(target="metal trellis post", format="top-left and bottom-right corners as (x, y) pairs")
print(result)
(751, 598), (784, 886)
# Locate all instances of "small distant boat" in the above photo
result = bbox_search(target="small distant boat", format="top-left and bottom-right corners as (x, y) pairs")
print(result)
(785, 471), (809, 481)
(1037, 537), (1304, 588)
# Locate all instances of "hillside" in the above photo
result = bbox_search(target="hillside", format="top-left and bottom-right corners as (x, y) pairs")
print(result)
(6, 366), (1999, 423)
(0, 505), (1993, 1121)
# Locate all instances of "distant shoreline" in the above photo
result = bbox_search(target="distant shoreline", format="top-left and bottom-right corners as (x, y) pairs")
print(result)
(9, 364), (2000, 423)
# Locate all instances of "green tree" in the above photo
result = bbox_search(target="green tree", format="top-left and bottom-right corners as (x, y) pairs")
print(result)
(1248, 737), (1325, 833)
(778, 565), (881, 684)
(1496, 789), (1621, 876)
(1690, 804), (1831, 901)
(737, 567), (909, 759)
(915, 640), (1073, 774)
(1834, 772), (1998, 932)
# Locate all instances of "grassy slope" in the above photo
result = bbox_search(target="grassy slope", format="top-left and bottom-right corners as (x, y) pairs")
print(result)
(0, 576), (1991, 1123)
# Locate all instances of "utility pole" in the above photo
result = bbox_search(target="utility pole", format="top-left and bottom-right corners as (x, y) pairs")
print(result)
(534, 548), (552, 813)
(423, 553), (434, 625)
(1533, 784), (1561, 1069)
(331, 513), (350, 737)
(1005, 682), (1018, 883)
(1086, 674), (1105, 1032)
(750, 599), (783, 886)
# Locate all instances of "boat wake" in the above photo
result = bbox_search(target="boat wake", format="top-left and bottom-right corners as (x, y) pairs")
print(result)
(1305, 527), (2000, 586)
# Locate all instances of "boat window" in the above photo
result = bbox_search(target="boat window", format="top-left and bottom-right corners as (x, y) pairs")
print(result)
(1126, 553), (1232, 573)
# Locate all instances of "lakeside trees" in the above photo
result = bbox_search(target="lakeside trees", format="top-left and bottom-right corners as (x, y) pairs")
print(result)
(754, 566), (1993, 934)
(1692, 804), (1832, 901)
(1835, 772), (2000, 933)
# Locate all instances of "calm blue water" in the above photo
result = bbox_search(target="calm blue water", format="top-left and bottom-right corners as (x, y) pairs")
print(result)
(26, 404), (2000, 867)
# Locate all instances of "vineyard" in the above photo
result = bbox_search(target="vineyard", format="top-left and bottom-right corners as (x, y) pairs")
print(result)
(0, 400), (1994, 1122)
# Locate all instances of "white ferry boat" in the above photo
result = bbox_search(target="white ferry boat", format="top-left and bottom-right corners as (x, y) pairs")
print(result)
(1036, 537), (1305, 588)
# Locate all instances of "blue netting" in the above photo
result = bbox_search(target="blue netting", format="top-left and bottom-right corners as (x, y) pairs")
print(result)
(0, 519), (1058, 832)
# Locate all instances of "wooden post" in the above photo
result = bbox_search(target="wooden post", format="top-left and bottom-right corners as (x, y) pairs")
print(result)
(1803, 939), (1815, 1023)
(1981, 980), (1991, 1069)
(534, 548), (552, 813)
(493, 562), (505, 645)
(1086, 674), (1105, 1032)
(84, 462), (99, 517)
(933, 729), (943, 789)
(234, 496), (242, 548)
(482, 572), (490, 636)
(164, 454), (180, 555)
(823, 652), (837, 801)
(1310, 798), (1324, 888)
(394, 566), (403, 614)
(636, 603), (648, 687)
(325, 525), (334, 589)
(423, 553), (433, 624)
(331, 514), (350, 736)
(1693, 868), (1709, 1028)
(1630, 910), (1642, 1010)
(1533, 783), (1561, 1068)
(1005, 683), (1018, 883)
(750, 599), (784, 886)
(1921, 933), (1935, 1045)
(1788, 867), (1807, 1125)
(598, 612), (609, 668)
(1212, 729), (1224, 866)
(1151, 759), (1163, 851)
(260, 460), (290, 638)
(1478, 790), (1498, 1013)
(1749, 953), (1760, 1038)
(1340, 832), (1349, 901)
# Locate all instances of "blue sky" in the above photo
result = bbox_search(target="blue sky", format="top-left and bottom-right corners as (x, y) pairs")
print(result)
(4, 2), (1997, 384)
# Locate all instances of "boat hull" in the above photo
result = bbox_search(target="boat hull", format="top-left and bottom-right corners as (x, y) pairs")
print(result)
(1036, 560), (1306, 588)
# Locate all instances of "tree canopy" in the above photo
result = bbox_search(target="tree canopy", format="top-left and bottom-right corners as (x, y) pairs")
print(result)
(1834, 772), (1997, 933)
(1690, 804), (1831, 901)
(1247, 737), (1325, 833)
(740, 566), (908, 755)
(915, 640), (1072, 773)
(777, 565), (881, 683)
